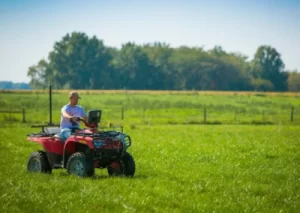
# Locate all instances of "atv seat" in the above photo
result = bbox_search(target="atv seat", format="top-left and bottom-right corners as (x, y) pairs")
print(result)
(44, 127), (64, 141)
(44, 127), (61, 134)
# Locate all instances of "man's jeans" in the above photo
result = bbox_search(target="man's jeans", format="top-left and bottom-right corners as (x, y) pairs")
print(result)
(60, 127), (80, 142)
(60, 128), (72, 142)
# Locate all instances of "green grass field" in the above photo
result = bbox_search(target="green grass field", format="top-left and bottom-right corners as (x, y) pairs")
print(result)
(0, 91), (300, 125)
(0, 91), (299, 212)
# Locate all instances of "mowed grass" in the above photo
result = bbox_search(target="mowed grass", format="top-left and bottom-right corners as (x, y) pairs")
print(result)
(0, 123), (299, 212)
(0, 91), (299, 212)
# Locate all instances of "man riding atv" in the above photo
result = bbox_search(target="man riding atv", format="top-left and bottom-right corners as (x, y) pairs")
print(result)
(27, 89), (135, 177)
(60, 91), (87, 142)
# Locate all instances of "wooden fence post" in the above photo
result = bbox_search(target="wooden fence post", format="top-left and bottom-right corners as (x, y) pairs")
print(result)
(204, 108), (206, 124)
(121, 106), (124, 121)
(22, 108), (26, 123)
(291, 107), (294, 122)
(143, 107), (146, 121)
(234, 108), (237, 121)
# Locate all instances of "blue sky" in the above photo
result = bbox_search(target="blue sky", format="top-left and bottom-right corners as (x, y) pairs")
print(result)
(0, 0), (299, 83)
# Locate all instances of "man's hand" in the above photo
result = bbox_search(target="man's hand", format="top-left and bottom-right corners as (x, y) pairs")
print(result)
(70, 116), (78, 123)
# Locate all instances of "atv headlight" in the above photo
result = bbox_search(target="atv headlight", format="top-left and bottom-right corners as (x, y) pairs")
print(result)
(93, 139), (105, 148)
(117, 133), (131, 147)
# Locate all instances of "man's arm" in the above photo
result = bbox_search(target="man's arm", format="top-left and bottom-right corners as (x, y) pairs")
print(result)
(62, 107), (78, 123)
(61, 109), (72, 119)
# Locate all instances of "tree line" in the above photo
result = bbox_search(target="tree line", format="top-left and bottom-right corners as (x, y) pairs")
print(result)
(27, 32), (300, 91)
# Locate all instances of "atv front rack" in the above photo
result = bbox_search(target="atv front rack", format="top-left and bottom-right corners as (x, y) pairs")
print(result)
(73, 131), (132, 148)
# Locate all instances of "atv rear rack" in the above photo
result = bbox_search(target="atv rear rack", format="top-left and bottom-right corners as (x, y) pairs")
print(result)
(27, 132), (56, 137)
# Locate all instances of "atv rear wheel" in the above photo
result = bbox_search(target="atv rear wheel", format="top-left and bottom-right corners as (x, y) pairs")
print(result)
(67, 152), (94, 177)
(27, 151), (52, 174)
(107, 152), (135, 177)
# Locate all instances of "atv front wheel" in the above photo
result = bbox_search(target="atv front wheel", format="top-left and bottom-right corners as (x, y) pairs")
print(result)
(67, 152), (94, 177)
(107, 152), (135, 177)
(27, 151), (52, 174)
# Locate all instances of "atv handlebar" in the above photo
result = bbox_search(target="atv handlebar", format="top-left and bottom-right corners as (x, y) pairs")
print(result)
(70, 117), (97, 128)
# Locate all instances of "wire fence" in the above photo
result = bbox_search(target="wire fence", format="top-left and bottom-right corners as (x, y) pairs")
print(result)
(1, 106), (298, 126)
(109, 106), (300, 125)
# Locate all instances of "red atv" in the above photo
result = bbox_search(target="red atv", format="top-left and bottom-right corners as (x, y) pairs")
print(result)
(27, 110), (135, 177)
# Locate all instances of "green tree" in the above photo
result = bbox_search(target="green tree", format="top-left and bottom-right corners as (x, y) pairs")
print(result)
(113, 43), (164, 89)
(142, 42), (174, 89)
(50, 32), (112, 89)
(217, 52), (253, 91)
(28, 32), (112, 89)
(252, 45), (287, 91)
(27, 59), (51, 89)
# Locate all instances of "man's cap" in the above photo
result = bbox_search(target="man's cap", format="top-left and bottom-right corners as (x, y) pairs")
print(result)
(69, 91), (81, 99)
